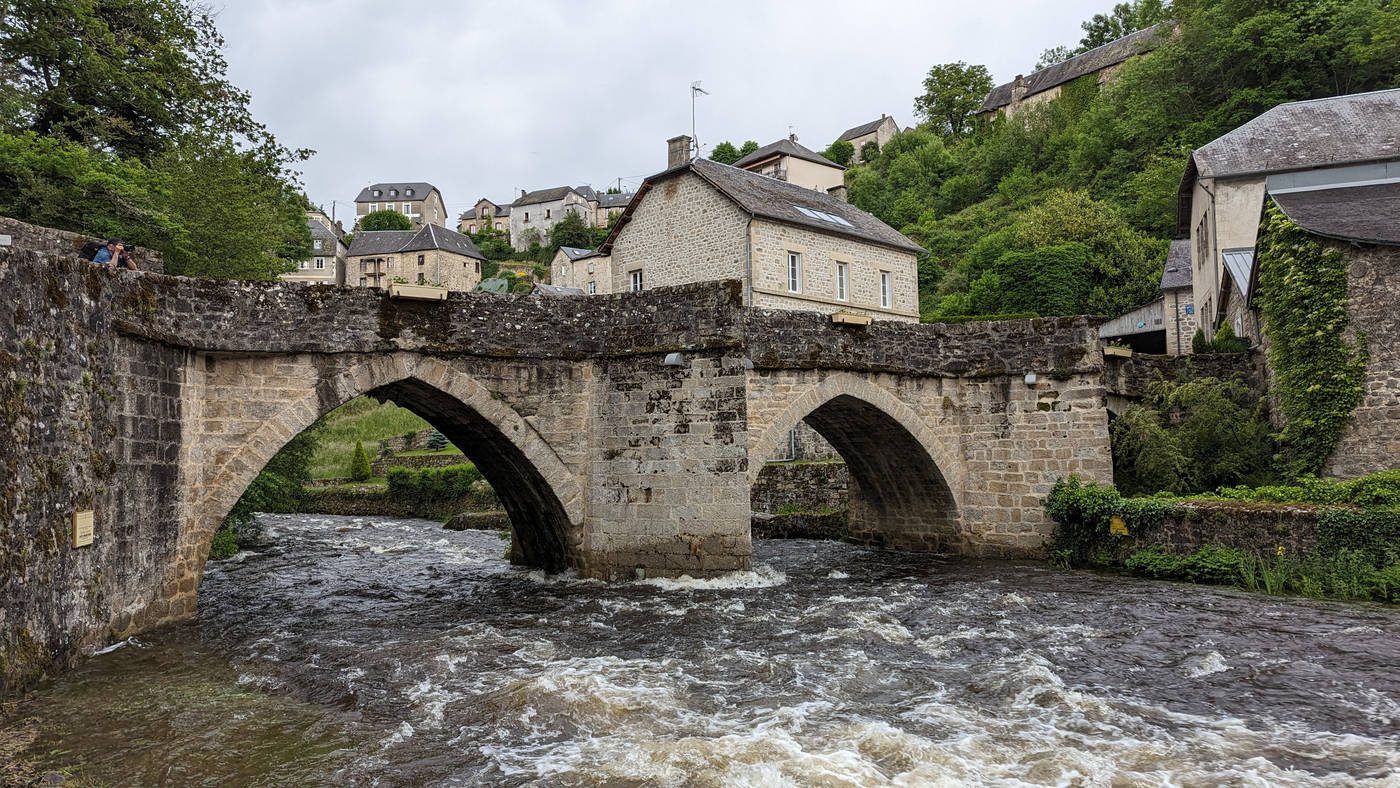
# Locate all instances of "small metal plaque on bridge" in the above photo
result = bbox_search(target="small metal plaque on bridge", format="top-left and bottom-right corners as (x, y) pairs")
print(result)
(0, 234), (12, 247)
(72, 510), (95, 548)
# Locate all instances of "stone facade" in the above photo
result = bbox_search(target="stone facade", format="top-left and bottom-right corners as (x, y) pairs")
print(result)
(2, 241), (1116, 695)
(750, 462), (849, 514)
(356, 186), (446, 230)
(749, 218), (919, 321)
(609, 172), (749, 293)
(1, 215), (164, 273)
(510, 189), (594, 251)
(1324, 242), (1400, 478)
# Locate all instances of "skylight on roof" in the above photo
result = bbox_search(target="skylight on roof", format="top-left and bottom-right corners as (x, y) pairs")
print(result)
(791, 204), (853, 228)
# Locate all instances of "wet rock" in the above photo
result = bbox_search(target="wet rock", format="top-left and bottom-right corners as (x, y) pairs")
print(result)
(751, 510), (848, 541)
(443, 511), (511, 531)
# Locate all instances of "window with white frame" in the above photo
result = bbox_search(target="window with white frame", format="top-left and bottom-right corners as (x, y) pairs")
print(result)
(298, 260), (307, 270)
(588, 281), (597, 294)
(314, 257), (324, 269)
(879, 271), (892, 308)
(494, 222), (502, 230)
(835, 262), (849, 301)
(468, 224), (476, 233)
(369, 203), (378, 212)
(313, 239), (323, 251)
(630, 269), (643, 292)
(787, 252), (802, 293)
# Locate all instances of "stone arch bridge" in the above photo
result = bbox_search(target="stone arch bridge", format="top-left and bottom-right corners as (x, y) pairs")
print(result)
(1, 249), (1110, 690)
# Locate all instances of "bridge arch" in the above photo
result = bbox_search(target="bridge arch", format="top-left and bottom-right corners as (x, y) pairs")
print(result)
(749, 372), (962, 551)
(193, 354), (584, 574)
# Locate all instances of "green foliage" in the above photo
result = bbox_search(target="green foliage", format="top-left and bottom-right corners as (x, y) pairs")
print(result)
(1125, 545), (1249, 586)
(1254, 203), (1369, 477)
(359, 209), (413, 231)
(426, 429), (448, 451)
(1044, 476), (1180, 567)
(349, 440), (372, 481)
(0, 0), (312, 280)
(385, 463), (491, 518)
(1110, 404), (1188, 495)
(860, 141), (880, 163)
(822, 140), (854, 166)
(985, 242), (1091, 315)
(1190, 321), (1249, 354)
(209, 527), (238, 561)
(1079, 0), (1170, 49)
(913, 61), (993, 137)
(709, 141), (741, 165)
(546, 209), (592, 252)
(738, 140), (759, 159)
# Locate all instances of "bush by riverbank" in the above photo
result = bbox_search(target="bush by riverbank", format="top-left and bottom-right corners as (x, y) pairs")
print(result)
(1045, 472), (1400, 604)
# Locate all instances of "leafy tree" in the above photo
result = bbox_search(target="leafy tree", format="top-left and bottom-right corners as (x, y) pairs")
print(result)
(547, 210), (592, 251)
(349, 440), (372, 481)
(822, 140), (854, 166)
(359, 209), (413, 231)
(859, 141), (880, 163)
(605, 185), (621, 194)
(1036, 45), (1078, 69)
(738, 140), (759, 158)
(912, 61), (993, 137)
(709, 141), (741, 165)
(1079, 0), (1169, 49)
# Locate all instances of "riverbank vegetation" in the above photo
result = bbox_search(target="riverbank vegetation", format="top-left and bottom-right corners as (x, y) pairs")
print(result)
(1045, 473), (1400, 604)
(834, 0), (1400, 321)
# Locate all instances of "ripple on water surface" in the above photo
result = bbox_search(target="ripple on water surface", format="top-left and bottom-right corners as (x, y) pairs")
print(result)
(19, 513), (1400, 786)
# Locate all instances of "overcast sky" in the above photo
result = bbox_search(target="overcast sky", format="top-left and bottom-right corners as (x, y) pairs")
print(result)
(216, 0), (1108, 224)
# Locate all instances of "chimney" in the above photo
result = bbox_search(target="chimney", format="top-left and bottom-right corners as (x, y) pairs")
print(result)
(788, 132), (798, 143)
(1012, 74), (1029, 102)
(521, 188), (528, 198)
(667, 135), (692, 168)
(827, 184), (849, 203)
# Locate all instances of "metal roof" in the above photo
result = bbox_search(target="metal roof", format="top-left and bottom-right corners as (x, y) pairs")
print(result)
(1221, 248), (1255, 302)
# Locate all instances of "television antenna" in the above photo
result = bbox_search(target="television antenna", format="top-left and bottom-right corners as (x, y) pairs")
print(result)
(691, 81), (710, 160)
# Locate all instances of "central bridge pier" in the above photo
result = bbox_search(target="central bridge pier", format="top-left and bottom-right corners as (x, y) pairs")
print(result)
(0, 247), (1111, 690)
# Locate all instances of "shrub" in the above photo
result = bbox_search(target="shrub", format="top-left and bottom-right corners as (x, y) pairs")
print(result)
(209, 526), (239, 560)
(349, 440), (372, 481)
(426, 429), (448, 451)
(385, 463), (491, 518)
(860, 141), (880, 163)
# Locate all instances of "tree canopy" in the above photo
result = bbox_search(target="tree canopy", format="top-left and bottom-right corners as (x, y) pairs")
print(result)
(822, 140), (854, 166)
(912, 61), (993, 138)
(0, 0), (313, 279)
(359, 209), (413, 231)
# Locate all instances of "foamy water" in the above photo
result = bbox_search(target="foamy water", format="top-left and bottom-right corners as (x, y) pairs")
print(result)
(22, 513), (1400, 786)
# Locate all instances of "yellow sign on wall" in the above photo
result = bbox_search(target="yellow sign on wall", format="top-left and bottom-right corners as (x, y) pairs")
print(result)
(72, 510), (95, 548)
(1109, 516), (1129, 536)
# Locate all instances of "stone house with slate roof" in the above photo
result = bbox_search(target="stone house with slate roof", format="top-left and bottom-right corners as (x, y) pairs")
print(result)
(458, 198), (511, 236)
(282, 209), (348, 286)
(733, 135), (847, 194)
(510, 185), (596, 251)
(346, 223), (486, 292)
(354, 182), (447, 230)
(551, 245), (610, 295)
(1178, 89), (1400, 342)
(838, 115), (900, 164)
(1096, 239), (1195, 356)
(978, 23), (1172, 120)
(598, 136), (923, 322)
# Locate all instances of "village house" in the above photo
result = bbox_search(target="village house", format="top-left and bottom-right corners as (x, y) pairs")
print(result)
(1096, 239), (1195, 355)
(281, 209), (348, 286)
(594, 191), (632, 227)
(457, 198), (511, 236)
(509, 185), (595, 251)
(731, 134), (847, 193)
(837, 115), (900, 164)
(1178, 89), (1400, 344)
(345, 223), (486, 292)
(978, 23), (1171, 120)
(354, 182), (447, 230)
(551, 245), (610, 294)
(599, 135), (922, 322)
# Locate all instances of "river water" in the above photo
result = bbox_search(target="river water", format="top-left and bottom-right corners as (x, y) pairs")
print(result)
(17, 513), (1400, 785)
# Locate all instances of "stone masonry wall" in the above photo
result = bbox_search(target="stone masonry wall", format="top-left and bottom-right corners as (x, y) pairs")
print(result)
(1326, 242), (1400, 478)
(750, 462), (849, 514)
(609, 172), (749, 294)
(749, 219), (919, 322)
(1, 215), (164, 273)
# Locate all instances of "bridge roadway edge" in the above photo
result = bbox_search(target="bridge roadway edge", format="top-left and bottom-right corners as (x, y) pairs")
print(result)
(0, 247), (1111, 695)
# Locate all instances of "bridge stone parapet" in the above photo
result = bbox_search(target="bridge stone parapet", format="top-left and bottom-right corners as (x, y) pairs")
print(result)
(1, 245), (1114, 695)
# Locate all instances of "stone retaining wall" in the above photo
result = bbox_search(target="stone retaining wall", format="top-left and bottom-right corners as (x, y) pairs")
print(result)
(1104, 350), (1264, 400)
(750, 461), (849, 514)
(1326, 242), (1400, 478)
(1, 215), (164, 273)
(1131, 501), (1321, 557)
(371, 452), (468, 476)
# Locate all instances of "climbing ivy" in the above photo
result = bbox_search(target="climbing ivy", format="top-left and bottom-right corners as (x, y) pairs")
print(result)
(1253, 203), (1368, 477)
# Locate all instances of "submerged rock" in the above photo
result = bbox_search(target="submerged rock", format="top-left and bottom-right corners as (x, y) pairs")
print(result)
(751, 510), (848, 541)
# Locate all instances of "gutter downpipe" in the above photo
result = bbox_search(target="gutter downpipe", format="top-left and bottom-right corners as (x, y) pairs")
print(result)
(1201, 178), (1221, 331)
(744, 213), (756, 306)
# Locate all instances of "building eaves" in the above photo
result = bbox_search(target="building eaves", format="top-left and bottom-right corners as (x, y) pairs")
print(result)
(1271, 182), (1400, 246)
(837, 117), (892, 142)
(513, 185), (578, 206)
(733, 138), (846, 172)
(355, 182), (439, 202)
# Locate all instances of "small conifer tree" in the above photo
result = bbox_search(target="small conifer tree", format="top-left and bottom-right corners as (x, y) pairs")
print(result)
(349, 440), (372, 481)
(426, 429), (448, 451)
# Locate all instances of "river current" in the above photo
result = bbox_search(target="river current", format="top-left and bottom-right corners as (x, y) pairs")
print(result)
(18, 513), (1400, 785)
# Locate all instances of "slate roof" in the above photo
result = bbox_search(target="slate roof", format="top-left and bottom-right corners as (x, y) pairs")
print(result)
(533, 283), (585, 296)
(838, 117), (894, 142)
(576, 185), (598, 202)
(598, 192), (634, 209)
(347, 225), (484, 260)
(514, 185), (580, 206)
(734, 138), (845, 171)
(1190, 89), (1400, 179)
(1160, 239), (1192, 290)
(306, 218), (340, 246)
(602, 157), (923, 255)
(982, 23), (1171, 112)
(559, 246), (600, 261)
(458, 201), (512, 221)
(355, 182), (438, 202)
(1272, 182), (1400, 246)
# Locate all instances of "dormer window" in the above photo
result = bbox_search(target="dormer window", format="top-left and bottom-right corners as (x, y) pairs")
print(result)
(373, 189), (382, 197)
(405, 188), (414, 196)
(389, 188), (398, 196)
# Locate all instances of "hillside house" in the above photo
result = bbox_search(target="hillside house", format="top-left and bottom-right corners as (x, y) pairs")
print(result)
(458, 198), (511, 236)
(282, 209), (348, 286)
(1178, 89), (1400, 343)
(510, 186), (595, 250)
(837, 115), (900, 164)
(551, 246), (610, 295)
(978, 23), (1172, 119)
(599, 136), (922, 322)
(355, 182), (447, 230)
(1096, 240), (1196, 355)
(346, 224), (485, 292)
(733, 135), (847, 194)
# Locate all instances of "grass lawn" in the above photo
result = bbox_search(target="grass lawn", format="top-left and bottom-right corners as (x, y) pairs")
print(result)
(308, 396), (460, 479)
